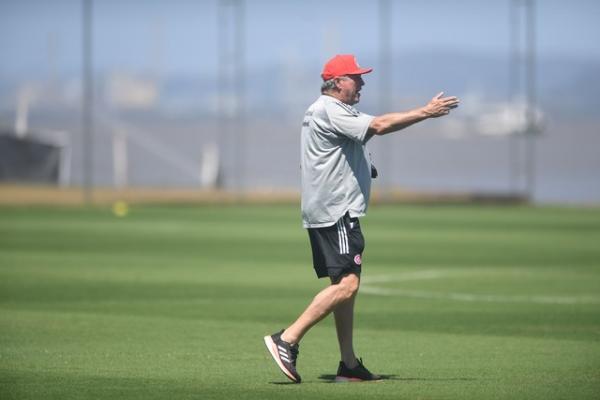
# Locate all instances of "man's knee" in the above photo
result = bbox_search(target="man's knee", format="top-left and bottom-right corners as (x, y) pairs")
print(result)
(336, 273), (360, 300)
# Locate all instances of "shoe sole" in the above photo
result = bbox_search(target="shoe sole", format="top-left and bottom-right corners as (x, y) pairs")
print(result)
(263, 335), (300, 383)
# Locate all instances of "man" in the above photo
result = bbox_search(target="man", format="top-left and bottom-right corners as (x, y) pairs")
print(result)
(264, 54), (459, 383)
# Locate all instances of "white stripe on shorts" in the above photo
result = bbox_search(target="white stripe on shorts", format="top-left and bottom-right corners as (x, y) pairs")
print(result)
(337, 220), (343, 254)
(337, 219), (349, 255)
(343, 221), (349, 254)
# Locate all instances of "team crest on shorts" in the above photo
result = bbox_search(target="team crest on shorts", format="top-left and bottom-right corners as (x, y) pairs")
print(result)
(354, 254), (362, 266)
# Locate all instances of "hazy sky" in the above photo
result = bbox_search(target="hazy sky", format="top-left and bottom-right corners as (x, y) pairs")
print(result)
(1, 0), (599, 79)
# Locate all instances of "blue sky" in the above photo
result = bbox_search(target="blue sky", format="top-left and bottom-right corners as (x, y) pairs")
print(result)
(1, 0), (599, 79)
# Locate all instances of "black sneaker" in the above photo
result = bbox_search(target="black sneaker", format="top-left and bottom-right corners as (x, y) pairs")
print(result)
(335, 358), (382, 382)
(263, 330), (301, 383)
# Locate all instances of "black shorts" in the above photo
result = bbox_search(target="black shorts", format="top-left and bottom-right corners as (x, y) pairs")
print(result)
(307, 213), (365, 283)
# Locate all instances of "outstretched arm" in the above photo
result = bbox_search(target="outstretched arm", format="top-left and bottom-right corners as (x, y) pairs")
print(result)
(368, 92), (460, 136)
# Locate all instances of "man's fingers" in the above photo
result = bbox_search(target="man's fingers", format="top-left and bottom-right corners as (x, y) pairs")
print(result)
(441, 96), (459, 104)
(428, 93), (460, 117)
(442, 99), (460, 108)
(432, 93), (460, 105)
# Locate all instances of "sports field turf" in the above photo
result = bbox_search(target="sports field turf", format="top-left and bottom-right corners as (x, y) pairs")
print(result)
(1, 204), (599, 399)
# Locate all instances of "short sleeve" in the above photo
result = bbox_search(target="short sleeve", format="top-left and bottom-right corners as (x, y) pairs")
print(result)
(324, 101), (374, 144)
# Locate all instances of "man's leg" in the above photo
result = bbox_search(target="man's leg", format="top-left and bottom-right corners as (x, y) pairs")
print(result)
(281, 273), (359, 345)
(332, 281), (382, 382)
(333, 290), (358, 368)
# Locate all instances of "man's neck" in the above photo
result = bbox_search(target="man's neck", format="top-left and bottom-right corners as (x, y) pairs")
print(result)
(323, 91), (348, 105)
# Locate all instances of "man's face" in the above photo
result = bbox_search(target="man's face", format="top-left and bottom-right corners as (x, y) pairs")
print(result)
(336, 74), (365, 105)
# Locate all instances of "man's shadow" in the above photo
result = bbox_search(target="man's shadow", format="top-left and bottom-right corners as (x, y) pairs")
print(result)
(267, 375), (397, 385)
(269, 375), (477, 384)
(317, 374), (396, 382)
(318, 374), (477, 383)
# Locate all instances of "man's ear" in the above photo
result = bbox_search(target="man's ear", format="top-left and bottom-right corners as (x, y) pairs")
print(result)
(333, 77), (343, 91)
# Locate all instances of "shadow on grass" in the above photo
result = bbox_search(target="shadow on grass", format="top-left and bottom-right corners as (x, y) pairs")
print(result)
(268, 375), (478, 385)
(318, 374), (477, 383)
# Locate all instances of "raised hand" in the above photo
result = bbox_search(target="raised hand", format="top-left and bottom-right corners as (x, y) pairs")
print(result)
(423, 92), (460, 118)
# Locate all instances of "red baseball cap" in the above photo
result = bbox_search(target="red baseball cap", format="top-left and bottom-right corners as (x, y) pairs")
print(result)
(321, 54), (373, 81)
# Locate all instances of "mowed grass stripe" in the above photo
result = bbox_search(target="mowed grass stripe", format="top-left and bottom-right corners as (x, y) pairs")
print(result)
(1, 204), (599, 399)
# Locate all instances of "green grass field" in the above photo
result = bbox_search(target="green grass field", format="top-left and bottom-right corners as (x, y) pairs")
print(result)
(1, 204), (599, 399)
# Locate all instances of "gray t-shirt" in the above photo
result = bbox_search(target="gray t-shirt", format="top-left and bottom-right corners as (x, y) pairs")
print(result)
(301, 94), (375, 228)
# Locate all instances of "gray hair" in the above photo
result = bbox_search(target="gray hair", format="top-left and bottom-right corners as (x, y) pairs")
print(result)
(321, 78), (338, 94)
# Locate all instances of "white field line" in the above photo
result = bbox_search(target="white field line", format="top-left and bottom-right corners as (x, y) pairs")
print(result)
(361, 271), (600, 305)
(361, 286), (600, 304)
(361, 270), (449, 284)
